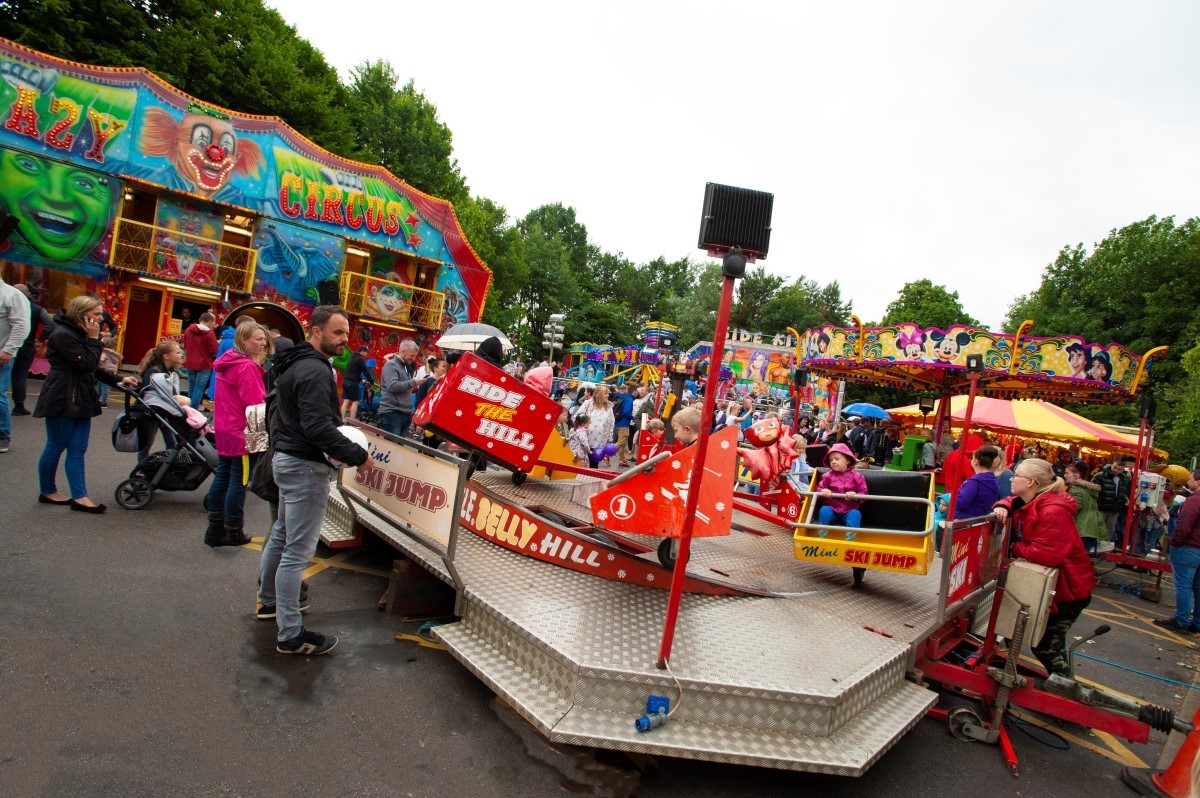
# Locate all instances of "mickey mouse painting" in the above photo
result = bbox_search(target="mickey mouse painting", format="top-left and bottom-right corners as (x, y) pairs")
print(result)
(926, 329), (972, 364)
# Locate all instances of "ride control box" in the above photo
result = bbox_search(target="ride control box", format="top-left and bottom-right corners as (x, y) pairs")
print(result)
(1136, 471), (1166, 509)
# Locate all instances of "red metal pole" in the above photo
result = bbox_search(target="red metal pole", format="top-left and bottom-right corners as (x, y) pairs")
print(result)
(1119, 416), (1149, 558)
(942, 373), (979, 554)
(657, 272), (737, 668)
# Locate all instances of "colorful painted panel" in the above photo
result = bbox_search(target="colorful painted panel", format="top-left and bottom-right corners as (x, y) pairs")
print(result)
(687, 342), (795, 400)
(252, 219), (344, 304)
(800, 323), (1146, 399)
(0, 145), (118, 277)
(0, 38), (491, 321)
(150, 196), (222, 283)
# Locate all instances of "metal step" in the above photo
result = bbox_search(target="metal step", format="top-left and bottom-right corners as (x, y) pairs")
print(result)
(435, 606), (935, 776)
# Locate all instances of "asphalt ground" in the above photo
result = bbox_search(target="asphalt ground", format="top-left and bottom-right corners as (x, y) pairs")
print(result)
(2, 397), (1198, 797)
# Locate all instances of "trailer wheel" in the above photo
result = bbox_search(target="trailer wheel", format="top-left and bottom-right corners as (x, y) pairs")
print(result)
(511, 471), (527, 486)
(115, 478), (153, 510)
(852, 567), (866, 587)
(657, 538), (677, 570)
(947, 706), (983, 741)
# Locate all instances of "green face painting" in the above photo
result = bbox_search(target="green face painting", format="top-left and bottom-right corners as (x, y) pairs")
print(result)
(0, 150), (115, 261)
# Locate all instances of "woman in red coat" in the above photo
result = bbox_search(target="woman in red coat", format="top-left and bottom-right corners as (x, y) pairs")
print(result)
(993, 457), (1096, 676)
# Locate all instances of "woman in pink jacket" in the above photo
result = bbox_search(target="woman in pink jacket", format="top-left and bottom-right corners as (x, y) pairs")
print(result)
(203, 322), (268, 547)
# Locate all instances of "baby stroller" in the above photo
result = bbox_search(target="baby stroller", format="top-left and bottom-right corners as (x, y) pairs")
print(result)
(111, 374), (218, 510)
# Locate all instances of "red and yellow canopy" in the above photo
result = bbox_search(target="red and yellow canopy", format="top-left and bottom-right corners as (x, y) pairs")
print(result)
(887, 396), (1165, 458)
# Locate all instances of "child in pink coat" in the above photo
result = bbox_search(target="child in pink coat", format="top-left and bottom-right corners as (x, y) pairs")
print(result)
(815, 442), (869, 537)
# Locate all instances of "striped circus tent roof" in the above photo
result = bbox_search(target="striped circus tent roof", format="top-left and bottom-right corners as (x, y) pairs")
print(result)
(887, 396), (1165, 458)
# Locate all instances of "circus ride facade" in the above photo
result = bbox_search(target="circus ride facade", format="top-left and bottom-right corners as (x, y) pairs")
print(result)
(0, 38), (492, 378)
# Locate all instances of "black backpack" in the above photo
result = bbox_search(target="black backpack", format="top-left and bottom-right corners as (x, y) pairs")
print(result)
(248, 390), (279, 504)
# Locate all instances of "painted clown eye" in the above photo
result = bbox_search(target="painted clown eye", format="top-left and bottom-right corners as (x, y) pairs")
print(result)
(218, 132), (235, 154)
(190, 123), (213, 148)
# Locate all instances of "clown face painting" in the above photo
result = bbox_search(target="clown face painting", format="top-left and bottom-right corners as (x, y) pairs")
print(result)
(138, 109), (263, 200)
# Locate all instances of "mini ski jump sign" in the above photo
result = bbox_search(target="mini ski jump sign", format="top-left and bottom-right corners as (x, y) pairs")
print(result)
(589, 426), (739, 538)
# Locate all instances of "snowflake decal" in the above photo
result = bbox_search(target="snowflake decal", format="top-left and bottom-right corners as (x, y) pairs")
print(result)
(644, 492), (654, 501)
(607, 553), (615, 561)
(671, 461), (682, 470)
(597, 510), (609, 521)
(715, 501), (726, 512)
(646, 573), (655, 582)
(817, 529), (828, 538)
(545, 414), (552, 421)
(617, 569), (626, 579)
(470, 362), (478, 370)
(521, 455), (529, 462)
(455, 410), (463, 417)
(845, 531), (856, 542)
(720, 440), (731, 449)
(487, 442), (494, 448)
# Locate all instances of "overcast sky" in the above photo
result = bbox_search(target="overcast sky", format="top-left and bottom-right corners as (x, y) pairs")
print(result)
(272, 1), (1200, 331)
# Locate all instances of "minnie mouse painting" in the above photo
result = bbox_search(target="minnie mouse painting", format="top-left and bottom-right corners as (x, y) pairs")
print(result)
(926, 329), (972, 364)
(896, 328), (926, 361)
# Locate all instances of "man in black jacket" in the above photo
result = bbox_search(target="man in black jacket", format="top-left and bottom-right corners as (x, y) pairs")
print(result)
(257, 306), (372, 655)
(1093, 456), (1134, 544)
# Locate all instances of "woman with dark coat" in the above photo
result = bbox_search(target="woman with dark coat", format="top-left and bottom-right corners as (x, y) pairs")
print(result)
(993, 457), (1096, 676)
(34, 295), (136, 513)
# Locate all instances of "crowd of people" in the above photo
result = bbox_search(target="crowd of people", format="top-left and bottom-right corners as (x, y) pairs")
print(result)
(3, 278), (1195, 669)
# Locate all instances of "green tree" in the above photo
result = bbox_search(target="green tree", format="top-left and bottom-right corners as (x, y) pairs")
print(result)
(458, 195), (527, 337)
(758, 277), (853, 335)
(346, 60), (466, 202)
(665, 263), (723, 348)
(514, 222), (578, 360)
(1006, 216), (1200, 446)
(1, 0), (356, 154)
(730, 267), (785, 330)
(882, 279), (980, 330)
(1162, 336), (1200, 463)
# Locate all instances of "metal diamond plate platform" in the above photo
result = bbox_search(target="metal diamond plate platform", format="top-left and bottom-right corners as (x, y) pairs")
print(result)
(322, 470), (943, 776)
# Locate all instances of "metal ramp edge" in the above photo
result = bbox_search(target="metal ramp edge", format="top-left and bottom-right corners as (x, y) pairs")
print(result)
(433, 615), (935, 776)
(323, 492), (455, 586)
(452, 586), (912, 731)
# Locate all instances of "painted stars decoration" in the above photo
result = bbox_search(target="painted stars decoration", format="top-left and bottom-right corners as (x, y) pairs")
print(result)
(597, 510), (609, 522)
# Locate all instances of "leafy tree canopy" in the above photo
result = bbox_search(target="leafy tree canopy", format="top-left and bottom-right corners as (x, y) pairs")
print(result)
(881, 279), (981, 330)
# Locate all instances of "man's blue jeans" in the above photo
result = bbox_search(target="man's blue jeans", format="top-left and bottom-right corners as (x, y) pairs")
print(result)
(0, 359), (12, 440)
(258, 452), (332, 642)
(378, 411), (412, 439)
(38, 416), (91, 498)
(187, 368), (212, 408)
(1169, 545), (1200, 628)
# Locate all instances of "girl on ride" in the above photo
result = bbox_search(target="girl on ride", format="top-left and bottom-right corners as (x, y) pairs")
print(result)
(815, 442), (869, 537)
(993, 458), (1096, 677)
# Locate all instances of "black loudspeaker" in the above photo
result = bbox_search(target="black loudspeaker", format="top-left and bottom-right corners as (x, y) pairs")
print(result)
(316, 279), (341, 306)
(0, 211), (20, 244)
(1140, 394), (1156, 422)
(793, 368), (808, 389)
(697, 183), (773, 257)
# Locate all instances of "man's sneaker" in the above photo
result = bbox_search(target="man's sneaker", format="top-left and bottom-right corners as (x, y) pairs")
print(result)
(254, 601), (310, 620)
(0, 438), (9, 453)
(276, 628), (337, 655)
(1153, 617), (1194, 634)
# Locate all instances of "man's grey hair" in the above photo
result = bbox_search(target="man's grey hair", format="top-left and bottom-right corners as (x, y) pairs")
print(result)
(400, 340), (419, 352)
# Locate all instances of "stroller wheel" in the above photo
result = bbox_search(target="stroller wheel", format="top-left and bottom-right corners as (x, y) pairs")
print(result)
(115, 478), (153, 510)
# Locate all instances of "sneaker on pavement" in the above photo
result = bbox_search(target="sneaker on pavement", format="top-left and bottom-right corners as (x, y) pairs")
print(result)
(0, 438), (9, 453)
(255, 601), (310, 620)
(11, 406), (29, 415)
(1153, 617), (1194, 634)
(276, 628), (337, 655)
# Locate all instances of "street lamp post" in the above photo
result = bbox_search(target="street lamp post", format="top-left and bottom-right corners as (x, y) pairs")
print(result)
(542, 314), (565, 365)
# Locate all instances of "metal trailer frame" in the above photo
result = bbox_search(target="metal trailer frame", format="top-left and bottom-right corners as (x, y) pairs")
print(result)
(319, 427), (1184, 777)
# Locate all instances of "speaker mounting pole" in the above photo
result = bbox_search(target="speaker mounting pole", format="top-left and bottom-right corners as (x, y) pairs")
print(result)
(657, 184), (774, 670)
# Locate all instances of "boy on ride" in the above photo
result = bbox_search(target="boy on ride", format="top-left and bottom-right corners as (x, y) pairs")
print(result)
(815, 442), (869, 537)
